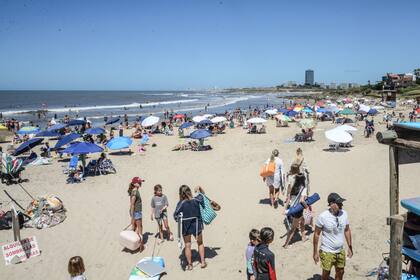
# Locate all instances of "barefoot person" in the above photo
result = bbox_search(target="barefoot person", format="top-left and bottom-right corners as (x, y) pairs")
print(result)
(313, 193), (353, 280)
(174, 185), (207, 270)
(263, 149), (284, 208)
(151, 184), (174, 243)
(128, 177), (145, 251)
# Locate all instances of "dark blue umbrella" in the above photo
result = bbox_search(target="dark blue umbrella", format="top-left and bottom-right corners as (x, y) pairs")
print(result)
(54, 133), (81, 149)
(35, 130), (61, 137)
(179, 122), (194, 129)
(47, 123), (67, 131)
(278, 108), (289, 113)
(316, 108), (327, 113)
(61, 142), (103, 155)
(190, 129), (212, 139)
(105, 117), (120, 125)
(198, 119), (213, 126)
(368, 108), (378, 116)
(85, 127), (105, 135)
(286, 110), (298, 117)
(13, 138), (44, 156)
(68, 119), (87, 126)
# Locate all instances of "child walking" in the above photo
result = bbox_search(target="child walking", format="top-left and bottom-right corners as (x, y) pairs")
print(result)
(151, 184), (174, 243)
(246, 229), (260, 280)
(68, 256), (87, 280)
(253, 227), (277, 280)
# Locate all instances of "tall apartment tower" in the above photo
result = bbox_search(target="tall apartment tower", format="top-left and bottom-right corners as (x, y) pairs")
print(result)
(305, 69), (314, 86)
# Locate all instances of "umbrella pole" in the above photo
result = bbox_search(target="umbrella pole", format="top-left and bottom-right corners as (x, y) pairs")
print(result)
(18, 183), (35, 200)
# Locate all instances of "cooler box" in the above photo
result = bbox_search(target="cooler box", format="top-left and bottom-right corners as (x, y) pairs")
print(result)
(120, 230), (140, 251)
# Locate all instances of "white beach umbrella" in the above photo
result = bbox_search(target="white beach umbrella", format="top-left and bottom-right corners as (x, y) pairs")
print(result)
(373, 105), (385, 110)
(325, 128), (353, 143)
(141, 116), (160, 127)
(359, 104), (371, 113)
(192, 115), (207, 123)
(264, 109), (278, 115)
(210, 116), (227, 123)
(246, 117), (267, 124)
(202, 114), (214, 119)
(334, 124), (358, 132)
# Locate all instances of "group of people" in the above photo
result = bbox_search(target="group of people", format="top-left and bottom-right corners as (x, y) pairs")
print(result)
(257, 148), (353, 280)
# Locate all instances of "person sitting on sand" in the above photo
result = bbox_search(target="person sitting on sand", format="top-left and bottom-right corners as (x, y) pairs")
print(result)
(151, 184), (174, 243)
(128, 177), (145, 251)
(173, 185), (207, 270)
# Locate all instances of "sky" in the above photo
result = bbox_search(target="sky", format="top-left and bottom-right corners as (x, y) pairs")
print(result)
(0, 0), (419, 90)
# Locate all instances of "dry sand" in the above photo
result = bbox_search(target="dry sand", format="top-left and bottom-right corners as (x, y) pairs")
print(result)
(1, 117), (419, 279)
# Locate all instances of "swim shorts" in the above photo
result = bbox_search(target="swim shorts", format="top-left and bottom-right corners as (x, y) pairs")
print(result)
(320, 250), (346, 271)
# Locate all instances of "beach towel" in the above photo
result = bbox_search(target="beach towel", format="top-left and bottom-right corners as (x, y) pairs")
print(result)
(286, 193), (320, 217)
(198, 193), (217, 225)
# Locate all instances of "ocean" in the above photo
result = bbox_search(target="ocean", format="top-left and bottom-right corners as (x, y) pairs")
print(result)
(0, 90), (304, 125)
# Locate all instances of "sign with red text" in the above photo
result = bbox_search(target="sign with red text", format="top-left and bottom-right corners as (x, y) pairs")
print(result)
(2, 236), (40, 265)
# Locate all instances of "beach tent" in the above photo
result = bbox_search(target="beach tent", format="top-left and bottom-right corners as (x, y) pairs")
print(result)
(246, 117), (267, 124)
(179, 122), (194, 129)
(190, 129), (212, 139)
(67, 119), (87, 126)
(210, 116), (227, 123)
(85, 127), (106, 135)
(264, 109), (278, 115)
(141, 116), (160, 127)
(105, 117), (120, 125)
(192, 116), (208, 123)
(47, 123), (67, 131)
(106, 136), (133, 150)
(13, 138), (44, 156)
(17, 126), (40, 135)
(54, 133), (81, 150)
(325, 128), (353, 143)
(61, 142), (103, 155)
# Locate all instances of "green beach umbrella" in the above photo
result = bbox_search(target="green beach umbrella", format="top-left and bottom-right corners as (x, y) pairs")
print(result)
(339, 108), (356, 115)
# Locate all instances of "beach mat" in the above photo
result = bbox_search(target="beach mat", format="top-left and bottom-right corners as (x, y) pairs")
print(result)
(286, 193), (320, 217)
(129, 257), (165, 280)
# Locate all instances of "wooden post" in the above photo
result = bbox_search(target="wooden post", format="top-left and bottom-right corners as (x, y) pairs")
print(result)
(389, 215), (404, 280)
(389, 146), (399, 216)
(11, 205), (21, 242)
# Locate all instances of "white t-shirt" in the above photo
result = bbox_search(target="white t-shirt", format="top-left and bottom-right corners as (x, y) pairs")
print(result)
(316, 209), (349, 253)
(71, 275), (87, 280)
(265, 157), (284, 188)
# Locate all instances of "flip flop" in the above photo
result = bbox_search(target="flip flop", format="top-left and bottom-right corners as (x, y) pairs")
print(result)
(200, 262), (207, 269)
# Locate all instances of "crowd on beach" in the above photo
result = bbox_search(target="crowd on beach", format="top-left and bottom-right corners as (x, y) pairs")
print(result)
(1, 96), (420, 280)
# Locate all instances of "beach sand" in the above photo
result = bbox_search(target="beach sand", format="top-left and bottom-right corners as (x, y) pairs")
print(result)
(1, 118), (419, 279)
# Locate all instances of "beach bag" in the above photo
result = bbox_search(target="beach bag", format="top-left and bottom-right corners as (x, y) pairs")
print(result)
(260, 161), (275, 177)
(198, 194), (217, 225)
(303, 208), (313, 225)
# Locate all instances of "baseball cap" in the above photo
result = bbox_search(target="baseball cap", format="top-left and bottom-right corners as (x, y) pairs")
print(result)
(131, 177), (145, 184)
(327, 193), (346, 204)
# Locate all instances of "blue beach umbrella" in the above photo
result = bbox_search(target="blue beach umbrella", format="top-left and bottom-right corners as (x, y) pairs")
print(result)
(13, 138), (44, 156)
(179, 122), (194, 129)
(368, 109), (378, 116)
(61, 142), (103, 155)
(47, 123), (67, 131)
(68, 119), (87, 126)
(17, 126), (40, 135)
(316, 108), (327, 113)
(106, 136), (133, 150)
(54, 133), (81, 150)
(35, 130), (61, 137)
(286, 110), (298, 117)
(105, 117), (120, 125)
(278, 108), (289, 114)
(302, 108), (313, 114)
(85, 127), (105, 135)
(198, 119), (213, 126)
(190, 129), (212, 140)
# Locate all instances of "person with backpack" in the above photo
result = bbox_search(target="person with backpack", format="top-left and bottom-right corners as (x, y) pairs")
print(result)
(253, 227), (276, 280)
(283, 163), (309, 248)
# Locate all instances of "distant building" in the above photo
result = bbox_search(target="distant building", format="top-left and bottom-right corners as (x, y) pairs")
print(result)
(284, 81), (298, 88)
(339, 83), (349, 89)
(318, 83), (326, 89)
(382, 73), (415, 89)
(330, 83), (337, 89)
(305, 70), (314, 86)
(414, 68), (420, 81)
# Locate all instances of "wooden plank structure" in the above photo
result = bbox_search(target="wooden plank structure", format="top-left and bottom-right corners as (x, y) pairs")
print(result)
(376, 122), (420, 279)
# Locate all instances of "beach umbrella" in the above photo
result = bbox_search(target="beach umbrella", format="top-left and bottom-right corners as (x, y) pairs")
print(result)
(192, 115), (208, 123)
(106, 136), (133, 150)
(335, 124), (358, 132)
(105, 117), (120, 125)
(293, 106), (303, 112)
(173, 114), (185, 120)
(298, 119), (316, 129)
(35, 130), (61, 137)
(210, 116), (227, 123)
(179, 122), (194, 129)
(67, 119), (87, 126)
(316, 108), (327, 113)
(339, 108), (356, 115)
(325, 128), (353, 143)
(203, 114), (214, 119)
(54, 133), (81, 149)
(13, 138), (44, 156)
(17, 126), (40, 135)
(246, 117), (267, 124)
(358, 104), (370, 113)
(141, 116), (159, 127)
(85, 127), (106, 135)
(61, 142), (103, 155)
(373, 105), (385, 110)
(190, 129), (212, 140)
(286, 110), (298, 117)
(47, 123), (67, 131)
(302, 108), (313, 114)
(198, 119), (213, 126)
(278, 108), (289, 114)
(368, 109), (378, 116)
(264, 109), (278, 115)
(275, 115), (291, 122)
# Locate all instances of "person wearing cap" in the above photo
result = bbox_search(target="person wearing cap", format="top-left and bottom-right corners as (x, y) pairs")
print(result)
(127, 176), (145, 251)
(313, 193), (353, 280)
